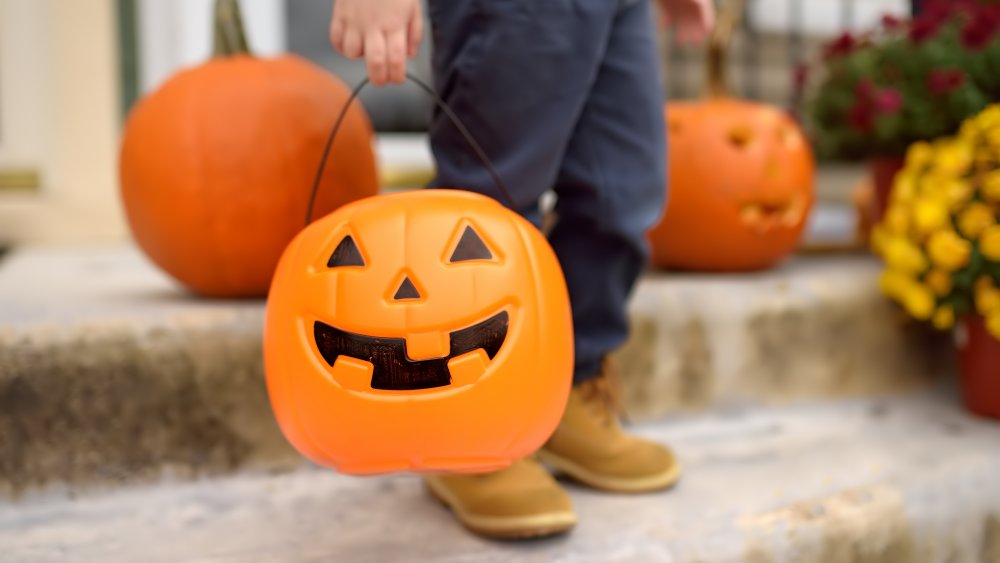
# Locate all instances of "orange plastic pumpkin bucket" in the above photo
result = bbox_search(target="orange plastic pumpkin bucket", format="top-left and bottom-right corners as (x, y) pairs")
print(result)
(264, 77), (573, 475)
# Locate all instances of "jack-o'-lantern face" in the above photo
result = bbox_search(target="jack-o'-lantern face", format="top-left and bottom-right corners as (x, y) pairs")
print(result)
(649, 99), (816, 271)
(312, 226), (510, 392)
(264, 190), (573, 475)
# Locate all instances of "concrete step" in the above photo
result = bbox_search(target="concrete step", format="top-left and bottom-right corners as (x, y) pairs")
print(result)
(0, 246), (949, 496)
(3, 391), (998, 563)
(616, 256), (949, 419)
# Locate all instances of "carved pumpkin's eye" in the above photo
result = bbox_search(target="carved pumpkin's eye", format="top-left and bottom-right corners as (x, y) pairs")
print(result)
(449, 226), (493, 263)
(328, 235), (365, 268)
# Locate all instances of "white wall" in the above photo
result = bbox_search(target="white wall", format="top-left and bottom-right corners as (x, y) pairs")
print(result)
(0, 0), (123, 244)
(0, 1), (51, 175)
(138, 0), (287, 93)
(752, 0), (910, 36)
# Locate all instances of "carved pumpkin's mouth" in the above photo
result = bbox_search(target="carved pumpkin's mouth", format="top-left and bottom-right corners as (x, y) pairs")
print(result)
(313, 311), (509, 391)
(739, 196), (807, 232)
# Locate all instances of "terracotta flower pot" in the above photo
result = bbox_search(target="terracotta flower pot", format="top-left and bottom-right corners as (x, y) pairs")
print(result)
(869, 156), (906, 223)
(955, 316), (1000, 420)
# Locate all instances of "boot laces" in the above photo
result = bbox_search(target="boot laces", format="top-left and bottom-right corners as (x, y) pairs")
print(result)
(578, 360), (626, 427)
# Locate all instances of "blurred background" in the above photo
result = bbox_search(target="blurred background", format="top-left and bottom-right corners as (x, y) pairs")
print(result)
(10, 4), (1000, 559)
(0, 0), (910, 247)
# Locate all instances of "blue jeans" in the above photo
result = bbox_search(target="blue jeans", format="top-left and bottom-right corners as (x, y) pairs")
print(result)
(427, 0), (668, 383)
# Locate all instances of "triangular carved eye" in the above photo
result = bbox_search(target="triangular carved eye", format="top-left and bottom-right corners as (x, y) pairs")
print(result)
(328, 235), (365, 268)
(449, 226), (492, 262)
(393, 277), (421, 301)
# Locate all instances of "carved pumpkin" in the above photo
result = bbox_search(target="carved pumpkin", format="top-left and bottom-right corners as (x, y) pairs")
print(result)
(264, 190), (573, 475)
(649, 100), (816, 271)
(648, 0), (815, 271)
(119, 0), (377, 297)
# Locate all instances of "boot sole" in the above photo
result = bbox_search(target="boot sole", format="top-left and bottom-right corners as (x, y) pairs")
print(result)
(424, 478), (577, 540)
(536, 450), (682, 494)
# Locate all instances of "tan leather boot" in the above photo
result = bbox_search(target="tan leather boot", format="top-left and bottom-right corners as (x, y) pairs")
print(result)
(423, 458), (576, 539)
(538, 360), (681, 493)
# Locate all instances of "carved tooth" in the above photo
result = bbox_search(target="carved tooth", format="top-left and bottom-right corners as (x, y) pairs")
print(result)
(331, 356), (374, 391)
(741, 204), (764, 224)
(447, 350), (490, 388)
(404, 331), (450, 361)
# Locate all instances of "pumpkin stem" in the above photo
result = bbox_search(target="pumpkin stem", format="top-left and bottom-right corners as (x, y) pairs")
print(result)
(213, 0), (252, 57)
(706, 0), (745, 98)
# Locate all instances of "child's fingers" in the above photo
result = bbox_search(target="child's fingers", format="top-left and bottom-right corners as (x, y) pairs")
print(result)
(342, 28), (364, 59)
(365, 31), (388, 86)
(330, 18), (345, 52)
(700, 0), (716, 31)
(386, 29), (407, 84)
(407, 4), (424, 58)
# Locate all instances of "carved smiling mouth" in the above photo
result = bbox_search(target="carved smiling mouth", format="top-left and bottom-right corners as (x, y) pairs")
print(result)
(313, 311), (509, 391)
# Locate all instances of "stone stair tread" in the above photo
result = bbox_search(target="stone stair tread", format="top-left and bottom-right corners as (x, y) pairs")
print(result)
(0, 245), (260, 330)
(0, 245), (952, 495)
(3, 391), (998, 563)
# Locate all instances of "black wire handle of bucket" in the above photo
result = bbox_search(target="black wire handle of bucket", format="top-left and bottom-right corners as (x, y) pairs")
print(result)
(305, 73), (516, 227)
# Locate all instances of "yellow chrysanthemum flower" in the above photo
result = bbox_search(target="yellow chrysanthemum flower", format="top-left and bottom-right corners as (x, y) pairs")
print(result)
(975, 280), (1000, 316)
(987, 314), (1000, 341)
(884, 236), (929, 274)
(944, 179), (975, 210)
(884, 204), (910, 235)
(891, 172), (918, 204)
(905, 141), (934, 173)
(925, 269), (954, 297)
(933, 140), (974, 177)
(981, 224), (1000, 262)
(958, 203), (996, 239)
(987, 128), (1000, 153)
(932, 304), (955, 330)
(927, 229), (972, 272)
(959, 120), (979, 142)
(977, 105), (1000, 129)
(870, 224), (889, 256)
(912, 196), (951, 236)
(982, 171), (1000, 203)
(901, 283), (936, 320)
(883, 105), (1000, 333)
(879, 270), (914, 301)
(918, 174), (973, 210)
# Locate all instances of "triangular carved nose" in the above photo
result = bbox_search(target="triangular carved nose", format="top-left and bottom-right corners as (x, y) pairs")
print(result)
(393, 276), (421, 301)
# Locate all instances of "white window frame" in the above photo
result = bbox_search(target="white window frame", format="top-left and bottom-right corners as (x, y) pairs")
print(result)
(137, 0), (287, 94)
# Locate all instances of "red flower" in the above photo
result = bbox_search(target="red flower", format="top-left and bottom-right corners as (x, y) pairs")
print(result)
(873, 88), (903, 114)
(855, 78), (877, 99)
(924, 0), (972, 19)
(847, 80), (902, 133)
(824, 32), (857, 60)
(848, 101), (875, 133)
(927, 69), (967, 95)
(961, 9), (1000, 50)
(909, 16), (943, 43)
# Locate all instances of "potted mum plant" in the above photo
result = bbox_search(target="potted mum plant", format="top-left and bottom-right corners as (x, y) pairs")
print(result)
(872, 104), (1000, 419)
(807, 0), (1000, 222)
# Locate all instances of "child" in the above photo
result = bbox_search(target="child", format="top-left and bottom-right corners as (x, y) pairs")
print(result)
(330, 0), (714, 539)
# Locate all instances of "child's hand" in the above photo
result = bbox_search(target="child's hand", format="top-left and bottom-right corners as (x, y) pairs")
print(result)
(659, 0), (715, 44)
(330, 0), (423, 86)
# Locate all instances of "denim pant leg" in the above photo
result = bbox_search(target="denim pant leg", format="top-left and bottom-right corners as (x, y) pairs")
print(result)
(426, 0), (666, 383)
(548, 0), (667, 381)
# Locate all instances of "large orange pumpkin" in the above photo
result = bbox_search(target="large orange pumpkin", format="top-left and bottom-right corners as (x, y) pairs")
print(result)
(119, 0), (377, 297)
(264, 190), (573, 475)
(648, 0), (815, 271)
